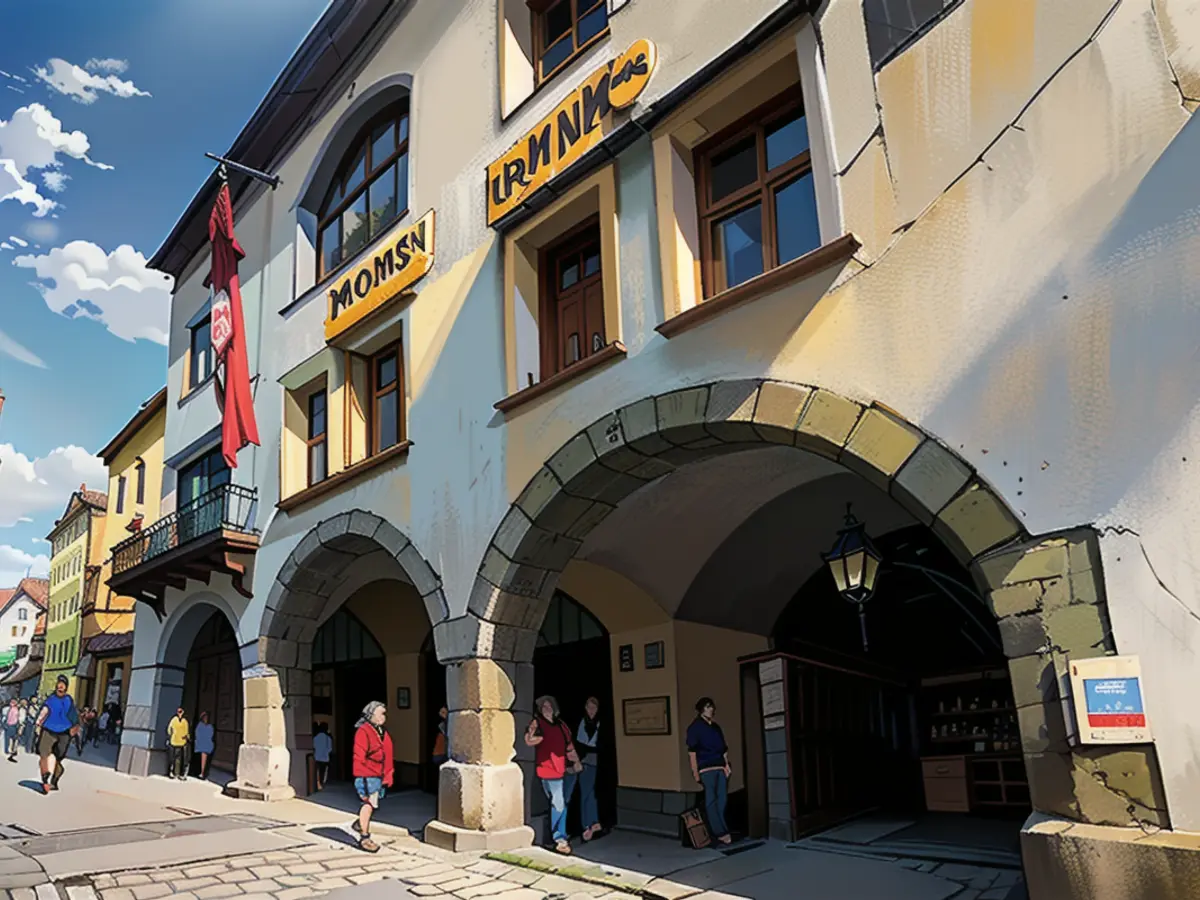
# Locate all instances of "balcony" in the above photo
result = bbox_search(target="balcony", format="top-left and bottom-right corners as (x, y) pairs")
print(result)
(109, 483), (260, 615)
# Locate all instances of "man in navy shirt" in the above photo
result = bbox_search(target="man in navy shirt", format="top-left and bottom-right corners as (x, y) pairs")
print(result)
(35, 676), (80, 794)
(686, 696), (732, 845)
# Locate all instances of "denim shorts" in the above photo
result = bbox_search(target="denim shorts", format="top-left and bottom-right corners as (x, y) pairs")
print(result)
(354, 776), (386, 808)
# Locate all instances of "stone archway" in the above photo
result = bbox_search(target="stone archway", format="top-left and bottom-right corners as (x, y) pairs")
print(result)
(227, 509), (448, 801)
(428, 380), (1168, 850)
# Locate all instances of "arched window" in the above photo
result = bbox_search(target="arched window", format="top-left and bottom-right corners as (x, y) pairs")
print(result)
(537, 590), (605, 648)
(313, 607), (385, 666)
(317, 102), (410, 279)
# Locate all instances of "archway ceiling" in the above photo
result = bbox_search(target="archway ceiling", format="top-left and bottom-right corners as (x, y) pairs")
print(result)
(577, 445), (919, 634)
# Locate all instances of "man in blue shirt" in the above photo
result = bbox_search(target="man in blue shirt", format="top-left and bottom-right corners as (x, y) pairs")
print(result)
(35, 676), (80, 794)
(686, 696), (733, 845)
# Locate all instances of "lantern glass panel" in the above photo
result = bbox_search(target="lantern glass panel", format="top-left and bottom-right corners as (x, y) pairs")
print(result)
(844, 550), (865, 591)
(863, 553), (881, 592)
(829, 556), (849, 593)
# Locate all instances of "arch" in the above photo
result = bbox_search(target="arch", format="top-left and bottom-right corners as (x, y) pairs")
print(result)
(159, 590), (248, 671)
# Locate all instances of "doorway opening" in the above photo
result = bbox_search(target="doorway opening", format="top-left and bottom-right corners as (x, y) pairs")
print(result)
(180, 610), (243, 773)
(532, 590), (617, 839)
(312, 605), (386, 783)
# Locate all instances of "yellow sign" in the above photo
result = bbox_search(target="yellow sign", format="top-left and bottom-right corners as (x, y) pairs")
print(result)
(486, 39), (657, 226)
(324, 209), (435, 341)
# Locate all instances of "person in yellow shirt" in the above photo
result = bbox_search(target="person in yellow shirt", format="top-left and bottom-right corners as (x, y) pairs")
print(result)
(166, 708), (190, 781)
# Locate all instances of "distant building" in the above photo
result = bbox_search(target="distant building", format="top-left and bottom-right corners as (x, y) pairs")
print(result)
(0, 579), (49, 700)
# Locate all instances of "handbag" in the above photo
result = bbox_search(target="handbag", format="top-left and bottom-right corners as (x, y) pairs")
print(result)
(681, 808), (712, 849)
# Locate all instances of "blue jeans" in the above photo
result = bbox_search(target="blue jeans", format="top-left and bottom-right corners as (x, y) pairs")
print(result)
(3, 723), (17, 755)
(700, 768), (729, 839)
(354, 776), (387, 809)
(542, 774), (578, 843)
(577, 764), (599, 830)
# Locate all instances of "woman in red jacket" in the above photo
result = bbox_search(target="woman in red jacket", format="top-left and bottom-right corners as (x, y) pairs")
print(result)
(351, 700), (393, 853)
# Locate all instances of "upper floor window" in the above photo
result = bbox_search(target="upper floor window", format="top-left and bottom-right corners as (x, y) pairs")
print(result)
(695, 93), (820, 297)
(542, 220), (605, 376)
(306, 389), (328, 486)
(178, 446), (231, 507)
(190, 314), (213, 387)
(18, 608), (27, 621)
(532, 0), (609, 84)
(318, 103), (410, 280)
(116, 475), (126, 515)
(369, 343), (404, 455)
(863, 0), (958, 69)
(135, 458), (146, 505)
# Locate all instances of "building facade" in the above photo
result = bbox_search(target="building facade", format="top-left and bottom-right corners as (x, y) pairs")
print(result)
(121, 1), (1200, 896)
(41, 489), (106, 697)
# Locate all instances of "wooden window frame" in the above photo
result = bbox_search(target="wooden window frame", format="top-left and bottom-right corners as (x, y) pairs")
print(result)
(305, 388), (329, 488)
(694, 92), (815, 300)
(368, 341), (405, 457)
(316, 103), (411, 281)
(537, 216), (605, 378)
(189, 316), (213, 388)
(530, 0), (610, 87)
(134, 458), (146, 505)
(116, 475), (126, 515)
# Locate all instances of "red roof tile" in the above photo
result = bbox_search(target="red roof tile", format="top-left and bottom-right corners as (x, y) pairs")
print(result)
(81, 490), (108, 510)
(0, 589), (15, 611)
(16, 577), (49, 608)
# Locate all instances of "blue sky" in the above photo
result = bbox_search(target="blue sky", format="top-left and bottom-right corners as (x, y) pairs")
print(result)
(0, 0), (329, 584)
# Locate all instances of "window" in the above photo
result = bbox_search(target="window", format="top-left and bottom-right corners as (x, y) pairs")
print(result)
(178, 446), (231, 507)
(696, 94), (820, 297)
(369, 343), (403, 454)
(537, 590), (605, 647)
(306, 389), (328, 486)
(317, 104), (410, 280)
(116, 475), (126, 515)
(532, 0), (609, 84)
(18, 608), (26, 621)
(541, 220), (605, 375)
(135, 459), (146, 505)
(190, 315), (213, 387)
(9, 626), (14, 637)
(863, 0), (958, 68)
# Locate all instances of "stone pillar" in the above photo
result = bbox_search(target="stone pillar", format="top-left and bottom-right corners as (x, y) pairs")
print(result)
(424, 658), (535, 852)
(225, 667), (295, 801)
(117, 662), (183, 777)
(757, 657), (793, 841)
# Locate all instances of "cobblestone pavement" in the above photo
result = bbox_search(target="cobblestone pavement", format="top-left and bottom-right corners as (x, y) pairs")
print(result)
(6, 836), (639, 900)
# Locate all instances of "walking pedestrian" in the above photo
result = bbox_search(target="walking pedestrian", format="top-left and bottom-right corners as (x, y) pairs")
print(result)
(686, 697), (733, 846)
(312, 722), (332, 789)
(575, 696), (602, 841)
(4, 698), (20, 762)
(35, 676), (80, 794)
(96, 709), (109, 747)
(193, 712), (215, 780)
(525, 695), (582, 855)
(22, 698), (38, 753)
(166, 708), (190, 780)
(350, 701), (393, 854)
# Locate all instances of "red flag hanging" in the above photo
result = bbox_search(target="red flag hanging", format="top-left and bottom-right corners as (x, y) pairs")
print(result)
(205, 183), (260, 468)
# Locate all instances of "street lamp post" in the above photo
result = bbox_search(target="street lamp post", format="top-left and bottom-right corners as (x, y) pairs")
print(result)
(822, 502), (883, 651)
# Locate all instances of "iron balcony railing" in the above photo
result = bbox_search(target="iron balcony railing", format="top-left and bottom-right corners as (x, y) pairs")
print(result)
(112, 483), (259, 576)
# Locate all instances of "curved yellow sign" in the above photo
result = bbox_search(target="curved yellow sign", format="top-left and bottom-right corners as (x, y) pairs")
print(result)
(486, 39), (658, 226)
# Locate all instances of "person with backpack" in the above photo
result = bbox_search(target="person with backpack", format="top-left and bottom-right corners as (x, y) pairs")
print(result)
(525, 695), (582, 856)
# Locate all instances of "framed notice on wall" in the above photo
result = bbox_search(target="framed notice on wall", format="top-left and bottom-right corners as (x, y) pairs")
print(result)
(644, 641), (665, 669)
(396, 687), (411, 710)
(623, 696), (671, 736)
(619, 644), (635, 672)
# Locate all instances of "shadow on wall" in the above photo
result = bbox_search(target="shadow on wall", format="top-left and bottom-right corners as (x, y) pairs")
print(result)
(926, 113), (1200, 529)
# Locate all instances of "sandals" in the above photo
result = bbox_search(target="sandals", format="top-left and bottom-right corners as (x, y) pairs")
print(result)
(582, 825), (599, 842)
(359, 837), (380, 854)
(554, 840), (572, 855)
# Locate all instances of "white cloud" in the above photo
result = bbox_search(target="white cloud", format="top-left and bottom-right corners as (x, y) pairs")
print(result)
(0, 158), (55, 217)
(13, 241), (174, 344)
(24, 220), (58, 243)
(0, 545), (50, 585)
(0, 443), (106, 529)
(7, 235), (27, 247)
(41, 171), (68, 192)
(0, 70), (28, 84)
(0, 104), (111, 173)
(33, 58), (149, 104)
(85, 58), (128, 74)
(0, 329), (46, 368)
(0, 242), (10, 250)
(6, 86), (23, 95)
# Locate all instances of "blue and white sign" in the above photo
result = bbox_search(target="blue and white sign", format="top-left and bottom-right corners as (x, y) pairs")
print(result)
(1069, 656), (1153, 745)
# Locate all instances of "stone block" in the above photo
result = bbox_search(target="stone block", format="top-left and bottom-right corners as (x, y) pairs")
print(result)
(244, 707), (287, 747)
(292, 529), (321, 566)
(704, 379), (762, 443)
(989, 582), (1043, 619)
(1008, 653), (1060, 709)
(397, 543), (440, 596)
(998, 614), (1047, 658)
(891, 439), (973, 523)
(656, 386), (710, 445)
(258, 636), (298, 670)
(236, 744), (291, 790)
(424, 820), (534, 852)
(617, 787), (664, 812)
(1017, 702), (1070, 754)
(244, 675), (284, 710)
(1039, 577), (1071, 612)
(514, 467), (562, 521)
(491, 510), (578, 571)
(546, 432), (599, 488)
(1074, 747), (1168, 827)
(533, 490), (595, 535)
(1024, 751), (1079, 819)
(373, 520), (410, 557)
(584, 412), (649, 473)
(661, 791), (688, 816)
(422, 588), (450, 624)
(1045, 603), (1111, 657)
(840, 407), (924, 489)
(316, 514), (352, 546)
(479, 546), (550, 599)
(448, 710), (516, 766)
(795, 390), (862, 458)
(433, 614), (487, 663)
(934, 483), (1022, 562)
(1069, 569), (1101, 607)
(587, 468), (648, 507)
(619, 397), (673, 455)
(617, 808), (678, 836)
(562, 500), (615, 540)
(987, 540), (1070, 587)
(447, 658), (518, 712)
(753, 381), (812, 444)
(347, 509), (381, 538)
(467, 578), (548, 630)
(437, 760), (527, 831)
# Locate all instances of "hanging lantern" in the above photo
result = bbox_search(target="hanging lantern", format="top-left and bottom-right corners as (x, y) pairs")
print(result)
(822, 503), (883, 650)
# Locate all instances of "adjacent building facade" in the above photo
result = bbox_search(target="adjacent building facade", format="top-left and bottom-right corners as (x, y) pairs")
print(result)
(0, 578), (49, 699)
(118, 1), (1200, 896)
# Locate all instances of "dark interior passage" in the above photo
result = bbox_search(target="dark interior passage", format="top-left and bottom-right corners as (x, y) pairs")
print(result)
(181, 610), (243, 774)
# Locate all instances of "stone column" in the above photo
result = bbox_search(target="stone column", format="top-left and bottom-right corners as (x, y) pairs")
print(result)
(424, 658), (535, 852)
(225, 667), (295, 801)
(757, 656), (793, 841)
(117, 662), (183, 777)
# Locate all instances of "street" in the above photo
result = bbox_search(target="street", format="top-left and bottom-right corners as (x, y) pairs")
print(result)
(0, 744), (1026, 900)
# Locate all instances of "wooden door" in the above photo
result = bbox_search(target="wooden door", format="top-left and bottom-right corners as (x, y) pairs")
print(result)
(213, 654), (241, 771)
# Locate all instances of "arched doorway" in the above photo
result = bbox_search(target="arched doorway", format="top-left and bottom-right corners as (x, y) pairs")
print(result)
(312, 605), (386, 782)
(180, 610), (243, 774)
(532, 590), (617, 838)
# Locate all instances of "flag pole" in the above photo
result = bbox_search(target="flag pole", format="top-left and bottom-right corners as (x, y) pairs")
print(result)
(204, 152), (281, 190)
